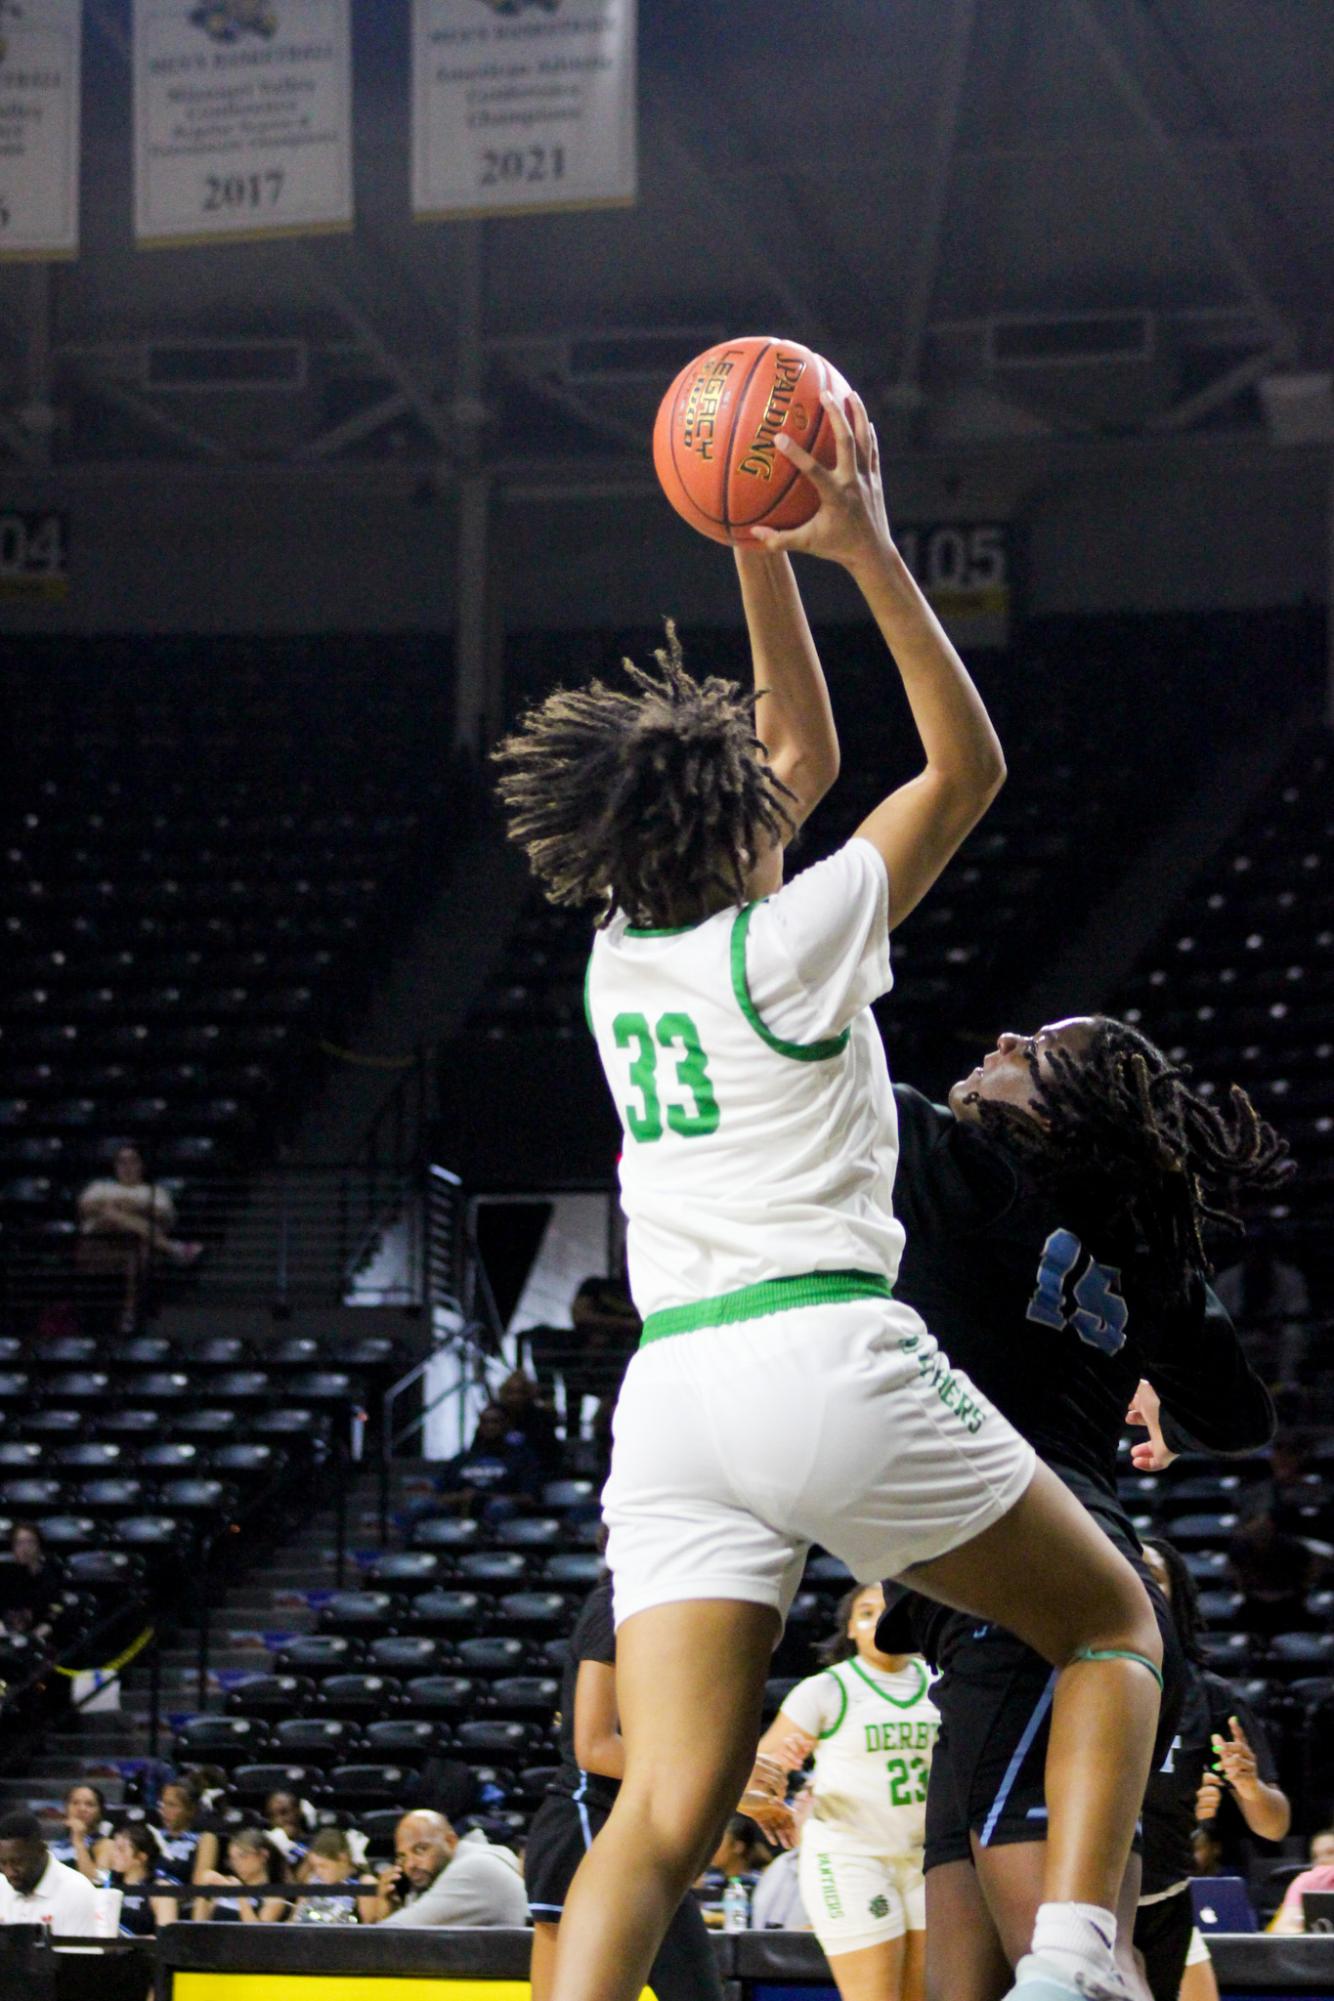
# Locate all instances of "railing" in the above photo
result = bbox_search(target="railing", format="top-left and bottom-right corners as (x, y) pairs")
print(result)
(1, 1164), (421, 1316)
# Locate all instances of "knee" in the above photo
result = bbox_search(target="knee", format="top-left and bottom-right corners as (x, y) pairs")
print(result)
(1075, 1566), (1162, 1669)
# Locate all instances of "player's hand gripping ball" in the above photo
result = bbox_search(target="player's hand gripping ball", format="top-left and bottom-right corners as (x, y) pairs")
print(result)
(653, 335), (853, 545)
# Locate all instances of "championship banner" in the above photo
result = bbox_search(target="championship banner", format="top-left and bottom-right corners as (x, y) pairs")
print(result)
(133, 0), (353, 248)
(0, 0), (82, 261)
(412, 0), (636, 221)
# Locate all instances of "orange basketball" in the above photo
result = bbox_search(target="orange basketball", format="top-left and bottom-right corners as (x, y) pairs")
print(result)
(652, 335), (852, 545)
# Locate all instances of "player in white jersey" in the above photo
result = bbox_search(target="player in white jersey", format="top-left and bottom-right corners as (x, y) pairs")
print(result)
(494, 388), (1163, 2001)
(756, 1585), (938, 2001)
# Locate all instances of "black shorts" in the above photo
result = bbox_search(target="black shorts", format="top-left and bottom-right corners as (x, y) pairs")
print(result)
(525, 1791), (608, 1920)
(1133, 1887), (1194, 2001)
(922, 1572), (1183, 1873)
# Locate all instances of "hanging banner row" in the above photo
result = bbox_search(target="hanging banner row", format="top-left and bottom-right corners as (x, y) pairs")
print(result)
(0, 0), (637, 260)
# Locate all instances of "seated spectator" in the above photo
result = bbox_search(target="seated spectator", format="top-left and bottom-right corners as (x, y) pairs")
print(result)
(152, 1779), (219, 1886)
(526, 1275), (640, 1422)
(1191, 1825), (1224, 1877)
(1228, 1508), (1316, 1637)
(76, 1141), (202, 1331)
(290, 1827), (378, 1926)
(424, 1404), (545, 1522)
(102, 1820), (177, 1936)
(193, 1828), (290, 1923)
(0, 1808), (100, 1937)
(0, 1523), (66, 1646)
(495, 1369), (561, 1475)
(694, 1815), (774, 1926)
(364, 1811), (526, 1928)
(48, 1783), (112, 1882)
(264, 1789), (315, 1875)
(1270, 1828), (1334, 1935)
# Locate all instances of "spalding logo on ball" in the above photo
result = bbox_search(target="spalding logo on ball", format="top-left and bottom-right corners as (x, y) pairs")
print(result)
(653, 335), (852, 545)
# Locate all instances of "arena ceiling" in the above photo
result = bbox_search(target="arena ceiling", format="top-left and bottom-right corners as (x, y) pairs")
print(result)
(2, 0), (1332, 489)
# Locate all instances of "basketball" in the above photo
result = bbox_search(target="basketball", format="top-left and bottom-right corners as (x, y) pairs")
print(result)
(652, 335), (853, 545)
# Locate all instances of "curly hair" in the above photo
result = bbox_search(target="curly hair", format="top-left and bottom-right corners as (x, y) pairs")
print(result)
(974, 1016), (1291, 1295)
(492, 624), (794, 929)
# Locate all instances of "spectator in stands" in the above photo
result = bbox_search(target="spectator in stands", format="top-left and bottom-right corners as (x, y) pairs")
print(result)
(76, 1141), (202, 1332)
(496, 1368), (561, 1475)
(750, 1781), (814, 1932)
(0, 1808), (100, 1936)
(695, 1816), (774, 1925)
(290, 1827), (378, 1925)
(103, 1820), (177, 1935)
(425, 1403), (545, 1522)
(1270, 1828), (1334, 1935)
(49, 1782), (112, 1881)
(1190, 1826), (1224, 1878)
(527, 1276), (640, 1423)
(0, 1523), (66, 1644)
(152, 1779), (219, 1886)
(194, 1828), (291, 1923)
(264, 1789), (314, 1874)
(365, 1811), (527, 1927)
(1227, 1506), (1315, 1638)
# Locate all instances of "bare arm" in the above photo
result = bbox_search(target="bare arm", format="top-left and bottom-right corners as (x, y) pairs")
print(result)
(1207, 1718), (1291, 1842)
(738, 1710), (817, 1850)
(572, 1658), (625, 1782)
(753, 393), (1004, 930)
(734, 546), (839, 833)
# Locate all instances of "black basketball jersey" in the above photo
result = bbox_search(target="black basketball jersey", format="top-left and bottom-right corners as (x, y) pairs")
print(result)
(1140, 1666), (1278, 1894)
(889, 1084), (1274, 1523)
(548, 1582), (620, 1814)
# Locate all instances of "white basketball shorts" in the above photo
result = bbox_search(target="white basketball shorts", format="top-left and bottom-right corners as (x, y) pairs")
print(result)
(602, 1297), (1036, 1628)
(798, 1838), (926, 1953)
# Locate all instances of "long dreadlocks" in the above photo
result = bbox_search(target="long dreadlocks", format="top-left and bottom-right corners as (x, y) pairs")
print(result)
(976, 1016), (1292, 1296)
(493, 624), (794, 929)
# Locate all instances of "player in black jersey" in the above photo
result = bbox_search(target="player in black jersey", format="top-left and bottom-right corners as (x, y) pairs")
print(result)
(525, 1582), (722, 2001)
(874, 1014), (1289, 2001)
(1134, 1538), (1288, 2001)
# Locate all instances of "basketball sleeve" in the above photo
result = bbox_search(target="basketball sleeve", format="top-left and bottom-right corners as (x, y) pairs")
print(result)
(571, 1583), (616, 1668)
(1142, 1283), (1276, 1458)
(777, 1669), (844, 1743)
(741, 839), (892, 1044)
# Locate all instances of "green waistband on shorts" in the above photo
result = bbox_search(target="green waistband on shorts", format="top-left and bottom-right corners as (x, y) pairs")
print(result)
(640, 1269), (893, 1345)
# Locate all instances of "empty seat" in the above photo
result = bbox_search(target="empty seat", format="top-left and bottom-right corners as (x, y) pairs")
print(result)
(367, 1552), (441, 1593)
(117, 1515), (183, 1548)
(225, 1674), (315, 1718)
(174, 1716), (269, 1767)
(173, 1409), (240, 1440)
(456, 1552), (529, 1588)
(409, 1517), (481, 1551)
(319, 1673), (402, 1719)
(325, 1763), (410, 1809)
(271, 1717), (360, 1766)
(542, 1480), (595, 1510)
(75, 1478), (146, 1511)
(66, 1548), (145, 1593)
(273, 1636), (364, 1677)
(400, 1675), (479, 1719)
(492, 1517), (562, 1550)
(409, 1590), (483, 1634)
(52, 1442), (123, 1470)
(138, 1443), (202, 1472)
(542, 1552), (602, 1587)
(455, 1718), (542, 1760)
(1, 1479), (65, 1509)
(367, 1636), (444, 1675)
(36, 1514), (98, 1548)
(210, 1443), (279, 1478)
(318, 1591), (398, 1636)
(494, 1591), (571, 1633)
(456, 1637), (525, 1676)
(1169, 1512), (1238, 1549)
(364, 1719), (441, 1759)
(157, 1478), (228, 1514)
(489, 1675), (559, 1719)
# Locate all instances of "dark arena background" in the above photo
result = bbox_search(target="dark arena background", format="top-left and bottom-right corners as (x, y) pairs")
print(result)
(0, 2), (1332, 1997)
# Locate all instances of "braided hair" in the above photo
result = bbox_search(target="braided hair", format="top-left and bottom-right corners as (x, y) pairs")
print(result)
(492, 624), (794, 928)
(974, 1016), (1291, 1296)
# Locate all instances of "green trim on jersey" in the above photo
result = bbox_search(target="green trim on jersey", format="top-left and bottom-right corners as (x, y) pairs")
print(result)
(850, 1655), (929, 1710)
(817, 1667), (849, 1740)
(624, 923), (702, 938)
(583, 952), (595, 1035)
(640, 1268), (892, 1345)
(730, 903), (851, 1061)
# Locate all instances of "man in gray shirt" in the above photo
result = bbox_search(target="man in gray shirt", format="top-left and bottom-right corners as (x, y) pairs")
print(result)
(369, 1811), (527, 1928)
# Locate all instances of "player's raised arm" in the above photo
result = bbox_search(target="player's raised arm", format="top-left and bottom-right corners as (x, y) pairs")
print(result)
(733, 543), (839, 836)
(752, 391), (1004, 931)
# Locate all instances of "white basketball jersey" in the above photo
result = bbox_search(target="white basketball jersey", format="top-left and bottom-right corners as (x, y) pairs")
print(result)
(785, 1655), (940, 1855)
(586, 840), (903, 1328)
